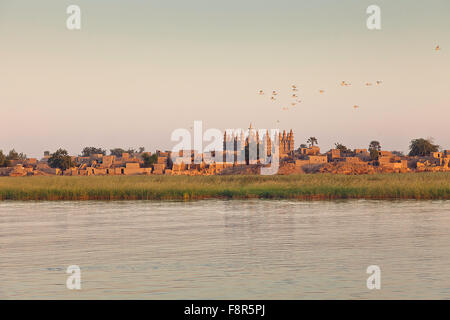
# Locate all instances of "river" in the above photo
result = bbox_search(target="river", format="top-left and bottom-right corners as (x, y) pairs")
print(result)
(1, 200), (449, 299)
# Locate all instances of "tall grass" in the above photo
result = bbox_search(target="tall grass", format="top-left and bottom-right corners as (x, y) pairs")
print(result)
(0, 173), (449, 201)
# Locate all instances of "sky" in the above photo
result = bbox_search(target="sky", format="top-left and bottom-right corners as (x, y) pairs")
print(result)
(0, 0), (449, 158)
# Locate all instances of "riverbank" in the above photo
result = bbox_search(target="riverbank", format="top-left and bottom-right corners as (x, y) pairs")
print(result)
(1, 173), (449, 201)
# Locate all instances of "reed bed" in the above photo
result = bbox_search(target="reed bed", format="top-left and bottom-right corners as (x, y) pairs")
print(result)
(0, 173), (449, 201)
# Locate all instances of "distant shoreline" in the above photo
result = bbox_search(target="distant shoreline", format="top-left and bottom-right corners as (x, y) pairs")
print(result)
(1, 173), (449, 201)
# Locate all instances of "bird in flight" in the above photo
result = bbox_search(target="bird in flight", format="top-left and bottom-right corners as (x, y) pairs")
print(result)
(376, 81), (382, 85)
(353, 105), (360, 109)
(270, 96), (276, 101)
(272, 90), (278, 96)
(258, 90), (264, 95)
(365, 82), (373, 86)
(319, 90), (325, 94)
(340, 81), (351, 87)
(435, 45), (440, 51)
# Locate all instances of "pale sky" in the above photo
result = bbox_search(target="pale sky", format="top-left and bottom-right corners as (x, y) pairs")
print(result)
(1, 0), (449, 158)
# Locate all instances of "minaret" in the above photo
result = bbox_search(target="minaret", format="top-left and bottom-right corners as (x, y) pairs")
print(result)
(278, 131), (282, 152)
(289, 129), (294, 152)
(266, 130), (271, 156)
(223, 131), (227, 152)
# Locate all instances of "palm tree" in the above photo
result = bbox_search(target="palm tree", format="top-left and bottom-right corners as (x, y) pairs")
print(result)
(307, 137), (318, 147)
(334, 143), (350, 153)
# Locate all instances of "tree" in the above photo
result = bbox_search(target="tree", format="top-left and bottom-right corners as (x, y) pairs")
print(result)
(6, 149), (26, 161)
(392, 151), (404, 157)
(138, 147), (145, 153)
(110, 148), (127, 157)
(142, 153), (158, 168)
(369, 141), (381, 151)
(307, 137), (318, 147)
(48, 149), (73, 171)
(126, 148), (137, 156)
(7, 149), (19, 160)
(44, 151), (50, 157)
(110, 148), (137, 157)
(368, 141), (381, 160)
(408, 138), (439, 156)
(81, 147), (106, 157)
(334, 143), (351, 154)
(0, 150), (11, 167)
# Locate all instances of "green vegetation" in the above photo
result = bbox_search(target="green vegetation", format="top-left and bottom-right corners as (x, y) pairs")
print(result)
(142, 153), (158, 168)
(1, 173), (449, 201)
(48, 149), (73, 171)
(334, 143), (351, 154)
(0, 150), (10, 167)
(409, 138), (439, 156)
(109, 148), (128, 157)
(307, 137), (318, 147)
(81, 147), (106, 157)
(369, 140), (381, 160)
(109, 147), (144, 157)
(0, 149), (27, 167)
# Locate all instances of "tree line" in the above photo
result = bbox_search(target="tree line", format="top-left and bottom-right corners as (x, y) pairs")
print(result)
(300, 137), (440, 159)
(1, 138), (442, 170)
(45, 147), (158, 171)
(0, 149), (27, 167)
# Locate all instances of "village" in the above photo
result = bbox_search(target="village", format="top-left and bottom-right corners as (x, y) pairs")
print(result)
(1, 127), (449, 177)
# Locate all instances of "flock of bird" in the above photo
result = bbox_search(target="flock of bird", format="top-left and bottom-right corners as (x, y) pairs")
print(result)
(259, 45), (441, 114)
(258, 80), (382, 112)
(259, 85), (302, 107)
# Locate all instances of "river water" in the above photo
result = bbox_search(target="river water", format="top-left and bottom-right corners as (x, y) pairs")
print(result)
(1, 200), (449, 299)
